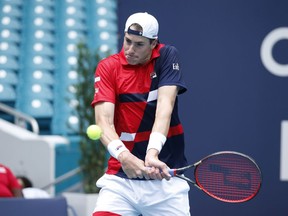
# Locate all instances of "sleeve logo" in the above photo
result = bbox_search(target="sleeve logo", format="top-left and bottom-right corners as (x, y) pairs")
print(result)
(172, 63), (180, 70)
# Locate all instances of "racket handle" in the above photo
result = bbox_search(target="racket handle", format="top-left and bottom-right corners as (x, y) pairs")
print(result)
(168, 169), (176, 176)
(147, 167), (176, 176)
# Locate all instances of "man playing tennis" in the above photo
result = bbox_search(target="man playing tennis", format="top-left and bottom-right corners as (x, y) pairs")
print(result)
(91, 12), (190, 216)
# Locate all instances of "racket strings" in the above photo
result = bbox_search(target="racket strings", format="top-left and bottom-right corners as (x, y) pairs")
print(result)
(195, 153), (261, 203)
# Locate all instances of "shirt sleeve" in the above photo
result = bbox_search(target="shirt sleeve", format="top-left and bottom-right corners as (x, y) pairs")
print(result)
(91, 58), (117, 107)
(157, 45), (187, 94)
(6, 167), (22, 190)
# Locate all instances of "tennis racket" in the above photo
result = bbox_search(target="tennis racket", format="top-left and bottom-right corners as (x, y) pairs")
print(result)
(169, 151), (262, 203)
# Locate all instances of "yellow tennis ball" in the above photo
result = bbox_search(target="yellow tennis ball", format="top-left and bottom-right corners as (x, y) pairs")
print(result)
(86, 125), (102, 140)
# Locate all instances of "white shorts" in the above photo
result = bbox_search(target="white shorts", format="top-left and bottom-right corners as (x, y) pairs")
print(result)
(93, 174), (191, 216)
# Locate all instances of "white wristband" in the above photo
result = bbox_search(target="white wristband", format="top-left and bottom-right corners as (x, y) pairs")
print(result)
(147, 132), (167, 153)
(107, 140), (128, 160)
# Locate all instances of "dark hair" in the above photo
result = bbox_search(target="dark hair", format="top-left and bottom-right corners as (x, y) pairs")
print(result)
(17, 176), (33, 188)
(149, 38), (158, 44)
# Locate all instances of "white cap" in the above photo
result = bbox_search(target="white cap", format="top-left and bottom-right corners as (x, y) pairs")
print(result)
(124, 12), (159, 39)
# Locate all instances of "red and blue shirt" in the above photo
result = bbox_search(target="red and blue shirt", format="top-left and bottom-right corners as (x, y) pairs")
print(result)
(91, 44), (188, 179)
(0, 164), (22, 197)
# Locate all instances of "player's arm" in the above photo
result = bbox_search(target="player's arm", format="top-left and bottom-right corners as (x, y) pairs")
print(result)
(145, 85), (178, 180)
(94, 102), (148, 179)
(7, 169), (23, 197)
(12, 188), (23, 197)
(94, 101), (119, 145)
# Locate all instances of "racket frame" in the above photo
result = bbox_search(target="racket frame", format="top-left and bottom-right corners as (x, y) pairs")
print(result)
(168, 151), (262, 203)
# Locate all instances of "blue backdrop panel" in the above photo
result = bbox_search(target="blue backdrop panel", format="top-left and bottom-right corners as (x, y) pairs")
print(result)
(118, 1), (288, 215)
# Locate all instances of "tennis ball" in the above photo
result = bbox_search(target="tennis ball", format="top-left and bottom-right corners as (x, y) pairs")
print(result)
(86, 124), (102, 140)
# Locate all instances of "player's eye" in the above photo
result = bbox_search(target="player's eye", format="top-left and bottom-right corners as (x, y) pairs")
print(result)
(135, 42), (144, 47)
(125, 38), (132, 44)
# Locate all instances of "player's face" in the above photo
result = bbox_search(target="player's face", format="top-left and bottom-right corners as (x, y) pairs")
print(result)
(123, 33), (157, 65)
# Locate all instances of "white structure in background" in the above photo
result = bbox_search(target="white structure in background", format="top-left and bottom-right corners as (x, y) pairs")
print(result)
(261, 27), (288, 181)
(0, 118), (69, 195)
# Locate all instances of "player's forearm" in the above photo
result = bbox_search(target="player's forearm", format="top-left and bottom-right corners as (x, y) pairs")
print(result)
(12, 188), (23, 198)
(96, 119), (118, 147)
(94, 103), (130, 160)
(96, 117), (130, 160)
(152, 88), (177, 135)
(152, 113), (171, 135)
(94, 103), (119, 146)
(146, 110), (172, 154)
(152, 85), (177, 134)
(147, 86), (177, 152)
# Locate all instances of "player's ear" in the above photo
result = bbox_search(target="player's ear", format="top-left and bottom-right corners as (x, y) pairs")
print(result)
(151, 39), (158, 49)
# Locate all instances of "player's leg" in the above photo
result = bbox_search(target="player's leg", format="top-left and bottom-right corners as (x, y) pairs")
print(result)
(92, 174), (140, 216)
(137, 177), (191, 216)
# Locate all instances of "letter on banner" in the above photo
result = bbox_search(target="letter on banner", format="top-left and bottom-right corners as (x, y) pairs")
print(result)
(280, 121), (288, 181)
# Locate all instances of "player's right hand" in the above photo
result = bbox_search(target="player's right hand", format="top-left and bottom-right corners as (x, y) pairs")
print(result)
(118, 151), (147, 179)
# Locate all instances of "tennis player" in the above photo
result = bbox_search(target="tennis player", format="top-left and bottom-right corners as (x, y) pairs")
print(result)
(0, 163), (23, 198)
(91, 12), (190, 216)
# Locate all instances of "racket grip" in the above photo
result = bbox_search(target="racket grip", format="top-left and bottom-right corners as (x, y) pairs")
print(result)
(168, 169), (176, 176)
(147, 167), (176, 176)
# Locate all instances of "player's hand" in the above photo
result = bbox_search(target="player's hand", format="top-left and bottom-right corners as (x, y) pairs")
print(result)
(145, 149), (171, 181)
(118, 151), (148, 179)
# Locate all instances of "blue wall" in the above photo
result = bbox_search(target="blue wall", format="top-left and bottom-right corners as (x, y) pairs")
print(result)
(118, 1), (288, 215)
